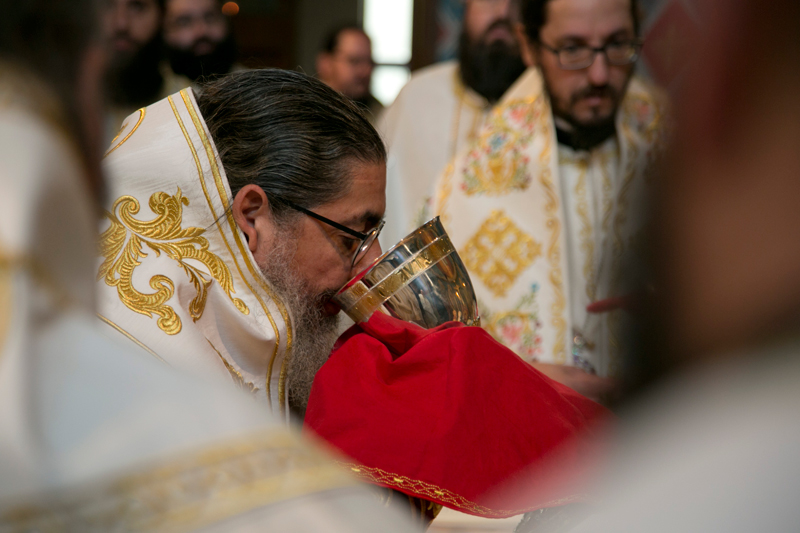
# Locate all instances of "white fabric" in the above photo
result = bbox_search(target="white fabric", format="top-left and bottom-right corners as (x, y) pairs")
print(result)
(434, 68), (668, 376)
(379, 61), (494, 248)
(569, 344), (800, 532)
(97, 88), (292, 418)
(0, 67), (417, 532)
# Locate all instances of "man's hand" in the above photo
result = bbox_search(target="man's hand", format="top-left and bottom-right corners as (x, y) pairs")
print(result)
(531, 363), (618, 403)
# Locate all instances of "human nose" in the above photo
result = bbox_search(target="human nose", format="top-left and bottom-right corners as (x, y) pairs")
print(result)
(495, 0), (512, 17)
(110, 4), (129, 31)
(587, 50), (610, 85)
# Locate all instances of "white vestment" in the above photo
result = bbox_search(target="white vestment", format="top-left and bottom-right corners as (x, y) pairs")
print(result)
(435, 68), (669, 377)
(379, 61), (496, 248)
(97, 88), (293, 419)
(0, 67), (416, 532)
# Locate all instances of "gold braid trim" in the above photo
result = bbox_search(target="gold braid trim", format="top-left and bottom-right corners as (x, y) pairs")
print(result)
(338, 462), (582, 518)
(1, 431), (356, 532)
(104, 108), (145, 158)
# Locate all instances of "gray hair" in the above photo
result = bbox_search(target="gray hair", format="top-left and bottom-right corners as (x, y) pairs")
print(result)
(196, 69), (386, 221)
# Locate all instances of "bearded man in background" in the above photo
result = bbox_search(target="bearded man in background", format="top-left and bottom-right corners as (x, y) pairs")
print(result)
(378, 0), (527, 247)
(104, 0), (191, 139)
(163, 0), (243, 81)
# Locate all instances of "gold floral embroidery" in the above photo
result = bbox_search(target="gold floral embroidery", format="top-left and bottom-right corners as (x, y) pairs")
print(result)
(339, 462), (582, 518)
(461, 210), (542, 298)
(98, 188), (249, 336)
(537, 121), (568, 363)
(460, 96), (543, 196)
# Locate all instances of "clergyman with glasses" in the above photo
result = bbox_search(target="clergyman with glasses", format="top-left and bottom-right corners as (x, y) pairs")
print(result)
(96, 69), (387, 420)
(432, 0), (669, 399)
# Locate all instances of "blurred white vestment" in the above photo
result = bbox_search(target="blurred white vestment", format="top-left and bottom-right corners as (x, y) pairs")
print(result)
(566, 346), (800, 532)
(0, 67), (416, 533)
(379, 61), (494, 248)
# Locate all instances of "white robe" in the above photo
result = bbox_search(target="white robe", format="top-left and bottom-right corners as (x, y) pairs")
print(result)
(0, 67), (416, 532)
(379, 61), (495, 248)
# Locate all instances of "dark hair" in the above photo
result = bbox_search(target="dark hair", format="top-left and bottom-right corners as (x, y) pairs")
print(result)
(522, 0), (640, 43)
(321, 24), (367, 54)
(196, 69), (386, 220)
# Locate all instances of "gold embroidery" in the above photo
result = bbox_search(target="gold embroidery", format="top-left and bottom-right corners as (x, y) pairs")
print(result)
(206, 339), (258, 394)
(570, 156), (597, 302)
(338, 462), (582, 518)
(461, 97), (542, 196)
(538, 121), (568, 363)
(462, 210), (542, 298)
(170, 94), (285, 410)
(2, 431), (356, 532)
(98, 188), (248, 336)
(104, 108), (145, 158)
(178, 91), (293, 413)
(97, 313), (167, 364)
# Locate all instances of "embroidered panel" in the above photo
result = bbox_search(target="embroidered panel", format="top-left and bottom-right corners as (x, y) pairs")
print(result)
(460, 97), (544, 197)
(98, 187), (249, 336)
(461, 210), (542, 298)
(482, 283), (544, 361)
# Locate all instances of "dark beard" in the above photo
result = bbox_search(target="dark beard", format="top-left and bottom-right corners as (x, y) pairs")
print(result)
(105, 35), (165, 109)
(547, 81), (623, 151)
(166, 32), (238, 82)
(458, 25), (526, 104)
(258, 233), (341, 421)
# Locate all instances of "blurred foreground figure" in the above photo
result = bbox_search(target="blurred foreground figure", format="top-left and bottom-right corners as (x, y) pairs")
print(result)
(164, 0), (242, 81)
(96, 69), (386, 421)
(433, 0), (668, 397)
(317, 25), (383, 124)
(517, 0), (800, 531)
(0, 3), (416, 531)
(104, 0), (191, 139)
(380, 0), (526, 247)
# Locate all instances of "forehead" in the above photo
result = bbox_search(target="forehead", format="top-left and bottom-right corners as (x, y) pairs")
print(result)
(542, 0), (634, 40)
(337, 30), (371, 54)
(167, 0), (216, 14)
(322, 161), (386, 228)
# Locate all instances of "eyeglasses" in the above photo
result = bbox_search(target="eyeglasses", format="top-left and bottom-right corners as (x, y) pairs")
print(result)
(277, 198), (384, 268)
(540, 41), (642, 70)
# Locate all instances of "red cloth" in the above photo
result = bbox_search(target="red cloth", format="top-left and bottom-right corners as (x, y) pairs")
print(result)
(304, 313), (610, 517)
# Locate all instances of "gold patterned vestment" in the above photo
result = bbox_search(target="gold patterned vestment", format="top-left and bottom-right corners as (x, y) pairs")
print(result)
(435, 68), (669, 377)
(0, 67), (417, 532)
(97, 88), (294, 418)
(379, 60), (496, 249)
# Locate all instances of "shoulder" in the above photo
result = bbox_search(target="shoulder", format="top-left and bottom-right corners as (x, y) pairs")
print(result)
(397, 61), (459, 99)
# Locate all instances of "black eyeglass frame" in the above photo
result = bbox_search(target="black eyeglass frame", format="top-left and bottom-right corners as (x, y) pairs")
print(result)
(539, 40), (643, 70)
(276, 198), (385, 267)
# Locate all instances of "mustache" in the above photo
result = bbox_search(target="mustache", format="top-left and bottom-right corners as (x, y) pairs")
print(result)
(481, 19), (516, 42)
(190, 36), (218, 54)
(571, 85), (618, 104)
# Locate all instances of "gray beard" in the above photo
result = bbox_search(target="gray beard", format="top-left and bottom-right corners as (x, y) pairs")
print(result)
(258, 234), (340, 420)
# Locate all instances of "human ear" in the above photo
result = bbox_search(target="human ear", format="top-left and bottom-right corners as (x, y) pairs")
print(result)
(515, 22), (537, 67)
(232, 184), (272, 254)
